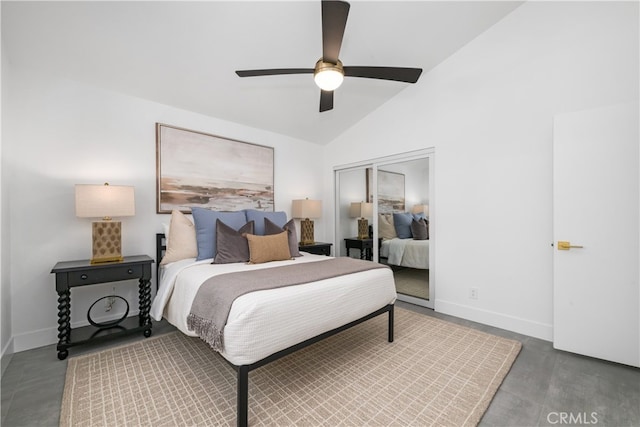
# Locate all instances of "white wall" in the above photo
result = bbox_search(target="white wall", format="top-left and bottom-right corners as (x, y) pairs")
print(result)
(324, 1), (639, 340)
(3, 66), (325, 352)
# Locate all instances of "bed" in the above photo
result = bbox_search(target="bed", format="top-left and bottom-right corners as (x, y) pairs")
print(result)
(377, 211), (429, 270)
(380, 237), (429, 269)
(151, 209), (396, 426)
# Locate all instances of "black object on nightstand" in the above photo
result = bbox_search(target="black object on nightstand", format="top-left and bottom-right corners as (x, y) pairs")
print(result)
(51, 255), (154, 360)
(299, 242), (333, 256)
(344, 237), (374, 261)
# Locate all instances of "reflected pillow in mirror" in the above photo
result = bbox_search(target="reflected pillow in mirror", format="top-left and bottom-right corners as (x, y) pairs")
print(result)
(411, 218), (429, 240)
(378, 214), (397, 240)
(392, 212), (414, 239)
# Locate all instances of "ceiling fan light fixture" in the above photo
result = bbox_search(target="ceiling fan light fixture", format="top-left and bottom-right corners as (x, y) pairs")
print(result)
(235, 1), (422, 112)
(314, 59), (344, 91)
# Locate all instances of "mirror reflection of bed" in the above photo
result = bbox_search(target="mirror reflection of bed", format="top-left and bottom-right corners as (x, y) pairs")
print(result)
(380, 239), (429, 300)
(378, 212), (429, 301)
(374, 158), (430, 305)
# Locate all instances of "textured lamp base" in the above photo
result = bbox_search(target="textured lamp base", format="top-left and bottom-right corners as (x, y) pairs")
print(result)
(357, 218), (369, 240)
(300, 218), (315, 245)
(91, 221), (124, 264)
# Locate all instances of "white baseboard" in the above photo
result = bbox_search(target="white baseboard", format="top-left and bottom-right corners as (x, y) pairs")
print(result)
(435, 299), (553, 341)
(11, 309), (141, 353)
(12, 326), (57, 353)
(1, 337), (14, 377)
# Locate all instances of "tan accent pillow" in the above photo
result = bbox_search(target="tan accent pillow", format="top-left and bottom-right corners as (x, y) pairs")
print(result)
(378, 213), (397, 240)
(160, 210), (198, 265)
(246, 231), (293, 264)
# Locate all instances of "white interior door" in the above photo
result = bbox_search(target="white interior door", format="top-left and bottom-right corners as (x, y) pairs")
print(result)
(553, 102), (639, 367)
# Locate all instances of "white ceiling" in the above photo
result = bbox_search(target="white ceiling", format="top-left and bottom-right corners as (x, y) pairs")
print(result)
(2, 1), (522, 144)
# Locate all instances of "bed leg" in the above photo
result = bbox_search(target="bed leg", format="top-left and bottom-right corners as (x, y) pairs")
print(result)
(237, 366), (249, 427)
(388, 305), (394, 343)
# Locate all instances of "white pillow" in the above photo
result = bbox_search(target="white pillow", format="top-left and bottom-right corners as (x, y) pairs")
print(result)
(160, 210), (197, 265)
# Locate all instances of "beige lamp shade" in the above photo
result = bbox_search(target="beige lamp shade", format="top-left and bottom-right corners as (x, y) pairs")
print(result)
(349, 202), (373, 218)
(75, 183), (135, 264)
(292, 199), (322, 219)
(411, 204), (429, 216)
(75, 184), (135, 219)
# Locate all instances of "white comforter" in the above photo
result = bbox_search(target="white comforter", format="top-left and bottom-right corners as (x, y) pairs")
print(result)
(150, 253), (397, 365)
(380, 238), (429, 269)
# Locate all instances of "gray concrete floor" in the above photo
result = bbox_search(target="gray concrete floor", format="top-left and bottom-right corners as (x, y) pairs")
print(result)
(2, 303), (639, 427)
(399, 302), (640, 427)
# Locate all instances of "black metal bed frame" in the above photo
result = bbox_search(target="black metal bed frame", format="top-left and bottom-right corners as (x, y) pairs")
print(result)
(155, 233), (395, 427)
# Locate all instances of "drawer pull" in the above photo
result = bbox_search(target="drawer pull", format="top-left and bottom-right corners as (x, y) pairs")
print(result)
(127, 269), (134, 274)
(81, 274), (88, 280)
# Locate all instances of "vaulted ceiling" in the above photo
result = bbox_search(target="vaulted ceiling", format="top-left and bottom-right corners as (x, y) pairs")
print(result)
(2, 1), (522, 144)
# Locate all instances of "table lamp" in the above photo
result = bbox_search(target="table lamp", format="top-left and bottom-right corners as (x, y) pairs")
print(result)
(349, 202), (373, 239)
(292, 199), (322, 245)
(411, 204), (429, 216)
(75, 183), (135, 264)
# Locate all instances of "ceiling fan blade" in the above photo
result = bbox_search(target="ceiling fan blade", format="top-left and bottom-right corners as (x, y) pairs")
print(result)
(322, 0), (350, 64)
(236, 68), (314, 77)
(344, 66), (423, 83)
(320, 90), (334, 112)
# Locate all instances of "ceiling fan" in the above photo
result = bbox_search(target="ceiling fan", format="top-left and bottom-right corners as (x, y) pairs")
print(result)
(235, 0), (423, 112)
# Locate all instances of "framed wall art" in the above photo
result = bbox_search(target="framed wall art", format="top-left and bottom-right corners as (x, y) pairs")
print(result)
(156, 123), (274, 214)
(366, 168), (405, 213)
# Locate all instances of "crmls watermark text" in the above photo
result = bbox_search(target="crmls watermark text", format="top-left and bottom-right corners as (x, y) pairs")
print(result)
(547, 412), (599, 425)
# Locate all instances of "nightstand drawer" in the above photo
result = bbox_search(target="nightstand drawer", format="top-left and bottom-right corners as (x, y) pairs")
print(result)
(68, 264), (143, 286)
(299, 242), (333, 256)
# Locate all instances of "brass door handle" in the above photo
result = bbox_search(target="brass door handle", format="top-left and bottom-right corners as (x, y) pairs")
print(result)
(558, 241), (584, 250)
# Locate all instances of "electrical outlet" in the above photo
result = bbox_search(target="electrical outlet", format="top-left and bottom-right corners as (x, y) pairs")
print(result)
(469, 288), (479, 300)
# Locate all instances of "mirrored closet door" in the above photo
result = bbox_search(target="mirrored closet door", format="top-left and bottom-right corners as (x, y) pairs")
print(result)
(335, 166), (371, 259)
(335, 150), (434, 309)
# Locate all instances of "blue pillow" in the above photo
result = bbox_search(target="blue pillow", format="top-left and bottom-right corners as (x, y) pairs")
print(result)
(245, 209), (287, 235)
(191, 207), (248, 260)
(393, 212), (414, 239)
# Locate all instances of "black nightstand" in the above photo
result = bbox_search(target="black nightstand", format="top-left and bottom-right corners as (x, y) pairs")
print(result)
(299, 242), (333, 256)
(345, 237), (373, 261)
(51, 255), (154, 360)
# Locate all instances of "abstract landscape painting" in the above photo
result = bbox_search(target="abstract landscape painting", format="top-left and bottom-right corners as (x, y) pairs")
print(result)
(367, 168), (405, 213)
(156, 124), (274, 213)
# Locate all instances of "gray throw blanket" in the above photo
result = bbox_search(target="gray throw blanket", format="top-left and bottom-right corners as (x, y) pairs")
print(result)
(187, 257), (389, 351)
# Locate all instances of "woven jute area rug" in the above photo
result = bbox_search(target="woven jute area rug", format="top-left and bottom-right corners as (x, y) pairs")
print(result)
(60, 307), (521, 427)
